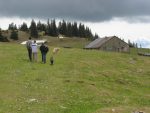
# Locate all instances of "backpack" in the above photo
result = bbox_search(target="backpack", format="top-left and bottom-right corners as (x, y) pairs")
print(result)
(26, 41), (32, 49)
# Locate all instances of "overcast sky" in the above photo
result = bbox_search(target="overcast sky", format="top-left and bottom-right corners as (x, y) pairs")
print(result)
(1, 0), (150, 21)
(0, 0), (150, 47)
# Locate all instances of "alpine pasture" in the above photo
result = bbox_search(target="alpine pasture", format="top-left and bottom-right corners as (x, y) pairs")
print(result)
(0, 42), (149, 113)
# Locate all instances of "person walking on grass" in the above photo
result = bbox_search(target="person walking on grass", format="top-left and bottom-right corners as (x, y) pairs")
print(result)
(40, 42), (49, 63)
(26, 37), (32, 61)
(31, 40), (38, 62)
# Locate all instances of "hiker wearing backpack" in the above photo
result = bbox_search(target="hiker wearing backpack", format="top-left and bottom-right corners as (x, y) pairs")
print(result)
(40, 42), (49, 63)
(26, 37), (32, 61)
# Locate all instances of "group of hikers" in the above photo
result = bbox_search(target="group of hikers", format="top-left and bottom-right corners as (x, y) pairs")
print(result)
(26, 37), (54, 65)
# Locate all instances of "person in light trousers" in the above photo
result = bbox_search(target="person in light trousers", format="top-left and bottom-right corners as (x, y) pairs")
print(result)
(31, 40), (38, 62)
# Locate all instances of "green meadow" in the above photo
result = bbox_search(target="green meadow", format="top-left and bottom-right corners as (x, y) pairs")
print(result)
(0, 42), (149, 113)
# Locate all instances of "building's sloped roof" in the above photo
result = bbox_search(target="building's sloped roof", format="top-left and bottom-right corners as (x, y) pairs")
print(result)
(85, 36), (113, 48)
(85, 38), (103, 48)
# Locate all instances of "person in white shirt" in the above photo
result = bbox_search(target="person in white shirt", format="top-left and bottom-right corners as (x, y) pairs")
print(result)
(31, 40), (38, 62)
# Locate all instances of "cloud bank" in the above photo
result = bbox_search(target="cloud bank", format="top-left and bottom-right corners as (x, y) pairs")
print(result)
(0, 0), (150, 22)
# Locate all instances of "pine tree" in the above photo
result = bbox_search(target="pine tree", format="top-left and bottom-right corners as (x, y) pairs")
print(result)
(93, 33), (99, 40)
(61, 20), (67, 36)
(37, 21), (42, 31)
(51, 19), (58, 36)
(0, 28), (2, 37)
(0, 28), (8, 42)
(72, 22), (78, 37)
(66, 22), (73, 37)
(41, 23), (47, 32)
(10, 30), (18, 40)
(0, 28), (3, 41)
(20, 22), (28, 32)
(58, 21), (62, 35)
(128, 40), (135, 48)
(85, 27), (94, 40)
(46, 19), (52, 36)
(30, 19), (38, 38)
(78, 23), (85, 38)
(8, 23), (17, 30)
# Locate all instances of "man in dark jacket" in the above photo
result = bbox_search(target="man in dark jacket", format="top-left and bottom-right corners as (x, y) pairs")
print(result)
(40, 42), (49, 63)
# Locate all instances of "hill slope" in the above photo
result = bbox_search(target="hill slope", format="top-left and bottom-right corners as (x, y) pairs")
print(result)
(3, 30), (90, 48)
(0, 43), (149, 113)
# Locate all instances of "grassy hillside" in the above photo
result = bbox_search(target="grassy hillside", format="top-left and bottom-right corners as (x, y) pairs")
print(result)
(43, 36), (90, 48)
(0, 43), (149, 113)
(2, 30), (90, 48)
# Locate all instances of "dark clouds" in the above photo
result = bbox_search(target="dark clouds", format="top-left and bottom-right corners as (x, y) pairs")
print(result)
(0, 0), (150, 22)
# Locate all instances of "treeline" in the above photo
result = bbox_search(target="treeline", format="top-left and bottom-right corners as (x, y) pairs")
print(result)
(128, 40), (138, 48)
(0, 22), (18, 41)
(7, 19), (99, 40)
(0, 28), (9, 42)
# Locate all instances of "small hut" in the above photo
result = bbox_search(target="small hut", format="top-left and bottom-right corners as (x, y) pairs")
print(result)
(85, 36), (129, 52)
